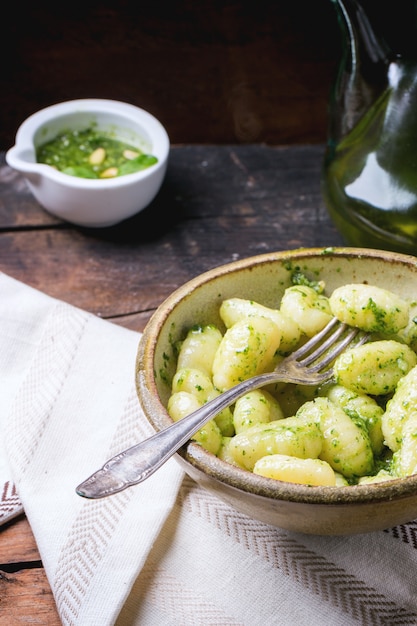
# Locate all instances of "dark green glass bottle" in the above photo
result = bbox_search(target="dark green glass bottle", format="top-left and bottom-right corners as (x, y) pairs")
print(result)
(322, 0), (417, 254)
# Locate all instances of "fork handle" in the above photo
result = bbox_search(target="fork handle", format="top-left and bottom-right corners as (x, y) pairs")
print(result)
(76, 370), (283, 499)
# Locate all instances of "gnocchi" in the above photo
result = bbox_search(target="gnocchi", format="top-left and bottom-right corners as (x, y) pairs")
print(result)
(280, 285), (333, 337)
(167, 390), (223, 454)
(325, 384), (384, 455)
(212, 316), (281, 392)
(391, 411), (417, 477)
(219, 297), (301, 354)
(228, 416), (323, 471)
(166, 275), (417, 488)
(333, 340), (417, 396)
(296, 397), (374, 478)
(171, 367), (234, 436)
(253, 454), (337, 486)
(381, 364), (417, 451)
(232, 389), (284, 434)
(176, 324), (222, 377)
(329, 283), (409, 334)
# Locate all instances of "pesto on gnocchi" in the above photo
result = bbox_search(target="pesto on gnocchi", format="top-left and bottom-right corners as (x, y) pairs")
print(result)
(167, 276), (417, 487)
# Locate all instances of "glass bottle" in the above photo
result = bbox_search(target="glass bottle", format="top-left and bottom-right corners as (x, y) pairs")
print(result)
(322, 0), (417, 254)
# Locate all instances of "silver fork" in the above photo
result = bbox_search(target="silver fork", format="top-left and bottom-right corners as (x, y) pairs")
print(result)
(76, 317), (369, 499)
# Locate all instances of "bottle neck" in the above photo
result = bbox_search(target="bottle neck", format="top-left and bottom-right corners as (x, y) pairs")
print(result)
(328, 0), (394, 143)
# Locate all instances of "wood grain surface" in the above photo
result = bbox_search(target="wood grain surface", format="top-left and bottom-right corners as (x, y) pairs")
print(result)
(0, 0), (341, 150)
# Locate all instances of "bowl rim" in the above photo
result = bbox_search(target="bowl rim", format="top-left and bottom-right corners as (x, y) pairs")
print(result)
(136, 246), (417, 506)
(5, 98), (170, 189)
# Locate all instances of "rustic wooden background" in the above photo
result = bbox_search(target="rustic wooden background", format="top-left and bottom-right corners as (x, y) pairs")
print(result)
(0, 0), (343, 149)
(2, 0), (408, 150)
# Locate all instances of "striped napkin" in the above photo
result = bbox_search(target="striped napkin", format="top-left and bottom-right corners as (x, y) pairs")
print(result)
(2, 271), (417, 625)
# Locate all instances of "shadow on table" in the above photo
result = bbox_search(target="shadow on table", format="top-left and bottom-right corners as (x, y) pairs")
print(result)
(80, 179), (186, 245)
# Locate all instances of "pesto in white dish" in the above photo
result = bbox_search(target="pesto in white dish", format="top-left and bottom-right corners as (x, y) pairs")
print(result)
(36, 127), (158, 179)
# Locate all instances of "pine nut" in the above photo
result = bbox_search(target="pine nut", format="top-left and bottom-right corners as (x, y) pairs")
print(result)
(123, 149), (140, 160)
(89, 147), (106, 165)
(100, 167), (118, 178)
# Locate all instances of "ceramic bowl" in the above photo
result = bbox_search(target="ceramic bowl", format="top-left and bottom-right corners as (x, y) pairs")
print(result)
(5, 99), (169, 227)
(136, 247), (417, 535)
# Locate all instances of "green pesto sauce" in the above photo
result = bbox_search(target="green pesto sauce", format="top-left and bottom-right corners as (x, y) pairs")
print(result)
(36, 127), (158, 179)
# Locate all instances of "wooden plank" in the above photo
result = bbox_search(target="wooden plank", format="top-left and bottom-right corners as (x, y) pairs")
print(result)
(0, 146), (344, 319)
(0, 213), (344, 319)
(0, 1), (340, 149)
(0, 516), (40, 564)
(0, 568), (60, 625)
(1, 144), (328, 226)
(0, 518), (60, 624)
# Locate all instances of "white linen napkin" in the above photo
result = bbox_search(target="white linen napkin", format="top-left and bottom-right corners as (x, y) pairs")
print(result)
(2, 272), (417, 626)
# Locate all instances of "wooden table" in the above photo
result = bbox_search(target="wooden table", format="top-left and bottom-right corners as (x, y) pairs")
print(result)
(0, 144), (345, 623)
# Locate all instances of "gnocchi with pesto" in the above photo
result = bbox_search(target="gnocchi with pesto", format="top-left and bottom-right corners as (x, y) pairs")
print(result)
(167, 275), (417, 487)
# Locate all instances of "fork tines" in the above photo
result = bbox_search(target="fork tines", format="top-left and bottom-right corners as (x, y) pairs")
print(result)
(291, 317), (369, 372)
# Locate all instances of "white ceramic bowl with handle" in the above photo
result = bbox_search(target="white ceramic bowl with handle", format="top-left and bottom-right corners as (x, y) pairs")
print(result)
(6, 99), (169, 227)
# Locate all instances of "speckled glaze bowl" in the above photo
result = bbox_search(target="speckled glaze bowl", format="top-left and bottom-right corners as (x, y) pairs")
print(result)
(136, 247), (417, 535)
(5, 99), (169, 227)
